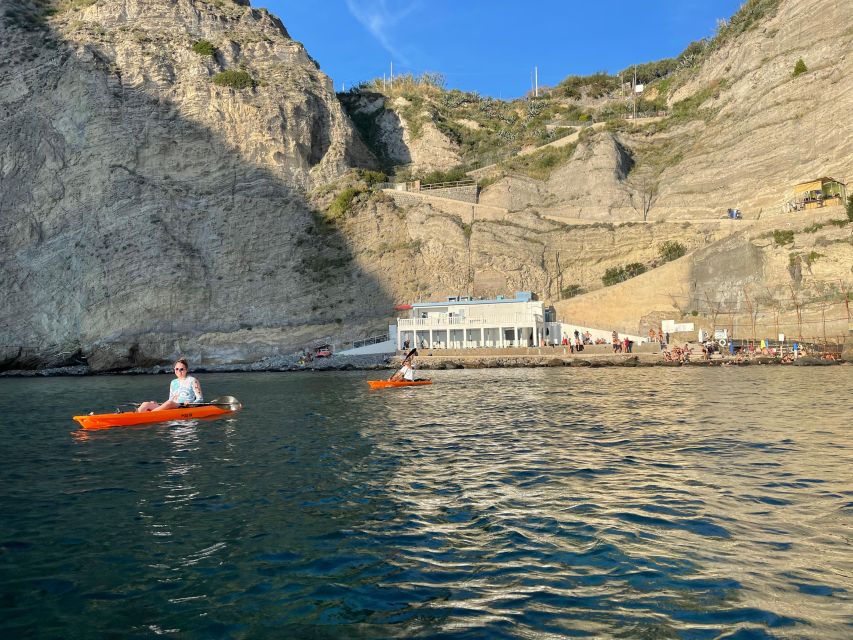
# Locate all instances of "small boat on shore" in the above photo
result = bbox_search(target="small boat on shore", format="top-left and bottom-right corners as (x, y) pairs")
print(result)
(73, 396), (242, 430)
(367, 380), (432, 389)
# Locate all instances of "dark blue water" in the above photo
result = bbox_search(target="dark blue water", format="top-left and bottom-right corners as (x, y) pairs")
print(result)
(1, 368), (852, 638)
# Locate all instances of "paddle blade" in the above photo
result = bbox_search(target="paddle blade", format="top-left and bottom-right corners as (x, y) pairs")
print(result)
(198, 396), (242, 411)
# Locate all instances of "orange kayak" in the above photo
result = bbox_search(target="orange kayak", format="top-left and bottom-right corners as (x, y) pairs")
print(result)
(73, 398), (241, 430)
(367, 379), (432, 389)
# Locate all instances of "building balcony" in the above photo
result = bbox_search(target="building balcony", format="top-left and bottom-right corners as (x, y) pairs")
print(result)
(398, 314), (543, 329)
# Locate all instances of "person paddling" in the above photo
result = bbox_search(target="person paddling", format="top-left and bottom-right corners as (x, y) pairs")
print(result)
(137, 358), (203, 412)
(389, 348), (426, 382)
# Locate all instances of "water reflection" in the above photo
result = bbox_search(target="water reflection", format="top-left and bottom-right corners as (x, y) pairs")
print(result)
(1, 368), (851, 638)
(354, 368), (853, 637)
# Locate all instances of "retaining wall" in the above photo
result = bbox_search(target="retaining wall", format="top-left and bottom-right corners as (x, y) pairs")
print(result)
(384, 190), (509, 223)
(420, 184), (479, 203)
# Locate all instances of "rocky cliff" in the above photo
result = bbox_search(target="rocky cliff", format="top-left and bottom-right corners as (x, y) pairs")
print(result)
(0, 0), (383, 369)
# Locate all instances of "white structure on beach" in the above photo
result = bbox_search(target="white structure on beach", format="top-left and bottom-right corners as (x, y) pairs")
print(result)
(396, 292), (548, 350)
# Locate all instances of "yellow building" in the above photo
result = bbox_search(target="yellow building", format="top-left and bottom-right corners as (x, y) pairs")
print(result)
(791, 177), (847, 211)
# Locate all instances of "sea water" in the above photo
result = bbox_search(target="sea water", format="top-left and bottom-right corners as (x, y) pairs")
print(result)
(1, 367), (851, 638)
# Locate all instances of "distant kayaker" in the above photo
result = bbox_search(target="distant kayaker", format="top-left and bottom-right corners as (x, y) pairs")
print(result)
(389, 353), (416, 382)
(137, 358), (203, 412)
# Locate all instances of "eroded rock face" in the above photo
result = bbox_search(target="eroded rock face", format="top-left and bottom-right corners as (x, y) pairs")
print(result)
(544, 134), (635, 220)
(340, 92), (461, 173)
(0, 0), (380, 370)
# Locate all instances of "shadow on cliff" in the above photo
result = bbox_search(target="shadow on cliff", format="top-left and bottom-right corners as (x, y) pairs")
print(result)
(0, 11), (394, 371)
(338, 90), (412, 172)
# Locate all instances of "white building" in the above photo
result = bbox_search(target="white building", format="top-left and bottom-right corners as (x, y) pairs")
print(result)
(396, 292), (548, 350)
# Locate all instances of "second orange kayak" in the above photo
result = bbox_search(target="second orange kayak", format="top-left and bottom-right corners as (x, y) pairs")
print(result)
(367, 379), (432, 389)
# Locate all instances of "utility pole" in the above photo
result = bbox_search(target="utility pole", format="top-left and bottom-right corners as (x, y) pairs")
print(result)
(390, 61), (394, 89)
(535, 66), (539, 98)
(632, 65), (637, 119)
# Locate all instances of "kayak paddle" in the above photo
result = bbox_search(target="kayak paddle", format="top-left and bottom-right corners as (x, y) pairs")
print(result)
(185, 396), (242, 411)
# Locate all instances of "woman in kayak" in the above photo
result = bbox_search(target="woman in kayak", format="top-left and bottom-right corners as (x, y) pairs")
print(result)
(137, 358), (203, 412)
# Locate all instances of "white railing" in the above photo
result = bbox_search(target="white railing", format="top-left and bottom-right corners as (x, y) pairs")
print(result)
(398, 314), (543, 329)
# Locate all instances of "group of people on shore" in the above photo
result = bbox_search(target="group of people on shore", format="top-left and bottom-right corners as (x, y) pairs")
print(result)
(560, 329), (592, 353)
(663, 344), (692, 363)
(648, 328), (670, 346)
(611, 331), (634, 354)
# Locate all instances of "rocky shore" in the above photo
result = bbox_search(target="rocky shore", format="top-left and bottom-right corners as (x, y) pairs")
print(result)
(2, 351), (848, 377)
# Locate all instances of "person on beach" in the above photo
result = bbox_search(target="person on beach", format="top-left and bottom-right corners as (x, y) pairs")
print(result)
(137, 358), (203, 412)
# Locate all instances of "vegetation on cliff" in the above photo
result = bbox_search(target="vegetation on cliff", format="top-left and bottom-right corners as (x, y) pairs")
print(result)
(191, 39), (216, 56)
(212, 69), (255, 89)
(340, 73), (584, 172)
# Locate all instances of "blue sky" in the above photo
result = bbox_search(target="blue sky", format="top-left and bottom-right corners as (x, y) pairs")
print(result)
(257, 0), (745, 98)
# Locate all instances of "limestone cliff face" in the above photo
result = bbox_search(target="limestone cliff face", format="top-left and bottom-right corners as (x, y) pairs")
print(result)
(649, 0), (853, 218)
(339, 199), (731, 311)
(0, 0), (381, 369)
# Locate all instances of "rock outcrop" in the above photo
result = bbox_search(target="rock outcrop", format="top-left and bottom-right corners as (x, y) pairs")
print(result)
(339, 92), (462, 173)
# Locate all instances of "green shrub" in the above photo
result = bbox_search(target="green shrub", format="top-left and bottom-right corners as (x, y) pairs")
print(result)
(477, 175), (500, 190)
(712, 0), (782, 47)
(191, 40), (216, 56)
(847, 194), (853, 221)
(556, 72), (620, 100)
(356, 169), (387, 187)
(659, 240), (687, 263)
(602, 267), (624, 287)
(419, 167), (468, 185)
(328, 187), (363, 220)
(624, 262), (647, 278)
(602, 263), (646, 287)
(804, 251), (824, 266)
(212, 69), (254, 89)
(502, 142), (578, 180)
(772, 229), (794, 245)
(561, 284), (584, 299)
(792, 58), (807, 77)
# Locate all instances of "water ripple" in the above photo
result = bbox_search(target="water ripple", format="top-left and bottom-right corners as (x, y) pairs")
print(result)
(0, 367), (851, 637)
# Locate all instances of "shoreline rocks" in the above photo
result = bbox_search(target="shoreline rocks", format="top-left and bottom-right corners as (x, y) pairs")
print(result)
(1, 353), (846, 377)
